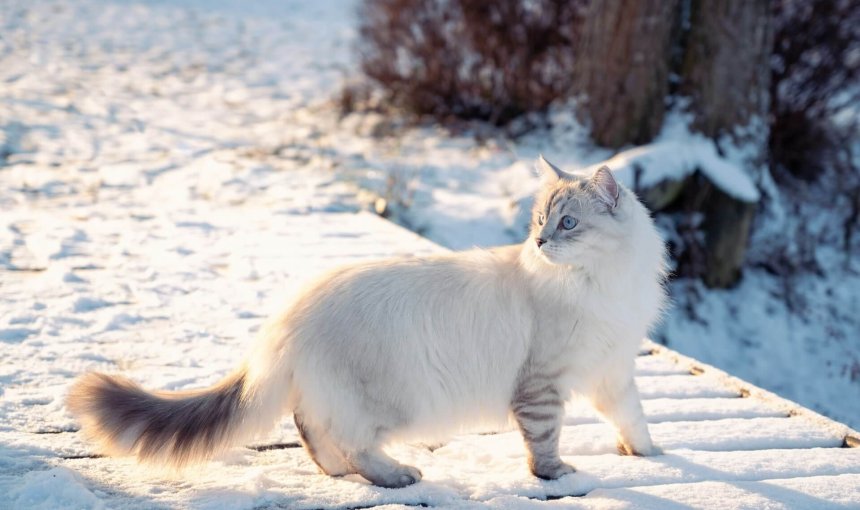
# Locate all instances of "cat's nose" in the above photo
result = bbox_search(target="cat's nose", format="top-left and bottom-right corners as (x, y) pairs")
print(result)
(536, 238), (546, 248)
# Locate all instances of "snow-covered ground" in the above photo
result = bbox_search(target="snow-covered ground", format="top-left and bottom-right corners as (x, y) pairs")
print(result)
(2, 0), (859, 508)
(1, 196), (857, 508)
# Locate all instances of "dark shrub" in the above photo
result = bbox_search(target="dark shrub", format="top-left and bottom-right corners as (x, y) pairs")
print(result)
(358, 0), (585, 125)
(769, 0), (860, 182)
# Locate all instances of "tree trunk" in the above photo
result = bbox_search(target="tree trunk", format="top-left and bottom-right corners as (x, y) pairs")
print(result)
(675, 0), (771, 288)
(702, 186), (757, 288)
(681, 0), (773, 141)
(574, 0), (679, 148)
(574, 0), (771, 288)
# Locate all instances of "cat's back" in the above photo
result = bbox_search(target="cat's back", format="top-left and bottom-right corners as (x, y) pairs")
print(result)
(276, 245), (533, 432)
(303, 244), (524, 308)
(278, 244), (532, 351)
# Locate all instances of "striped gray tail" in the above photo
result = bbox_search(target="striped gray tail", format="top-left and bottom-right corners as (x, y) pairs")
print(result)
(67, 370), (248, 467)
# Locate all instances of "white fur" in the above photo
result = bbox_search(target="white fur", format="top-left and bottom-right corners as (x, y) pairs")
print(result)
(236, 163), (668, 471)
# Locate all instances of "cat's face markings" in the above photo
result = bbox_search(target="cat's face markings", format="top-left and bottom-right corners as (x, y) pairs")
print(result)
(532, 182), (586, 248)
(531, 159), (625, 265)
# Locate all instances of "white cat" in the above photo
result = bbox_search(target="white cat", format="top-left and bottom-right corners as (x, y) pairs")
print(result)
(68, 157), (667, 488)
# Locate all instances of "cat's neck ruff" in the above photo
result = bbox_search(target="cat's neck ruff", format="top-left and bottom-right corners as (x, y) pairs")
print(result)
(516, 241), (627, 283)
(518, 242), (583, 276)
(515, 243), (597, 303)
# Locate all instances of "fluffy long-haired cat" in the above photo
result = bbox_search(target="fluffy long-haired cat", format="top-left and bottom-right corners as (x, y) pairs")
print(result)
(68, 157), (667, 488)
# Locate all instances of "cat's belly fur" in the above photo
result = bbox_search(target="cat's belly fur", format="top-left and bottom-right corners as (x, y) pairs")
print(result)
(275, 253), (535, 446)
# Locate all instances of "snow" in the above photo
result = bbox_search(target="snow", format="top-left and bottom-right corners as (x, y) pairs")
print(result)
(10, 467), (105, 510)
(572, 474), (860, 510)
(580, 112), (761, 203)
(597, 142), (759, 203)
(2, 340), (857, 509)
(2, 0), (859, 507)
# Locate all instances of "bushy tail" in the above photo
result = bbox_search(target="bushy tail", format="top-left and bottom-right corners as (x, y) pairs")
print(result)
(67, 369), (259, 467)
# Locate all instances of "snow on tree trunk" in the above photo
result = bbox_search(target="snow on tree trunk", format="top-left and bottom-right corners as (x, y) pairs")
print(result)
(574, 0), (679, 148)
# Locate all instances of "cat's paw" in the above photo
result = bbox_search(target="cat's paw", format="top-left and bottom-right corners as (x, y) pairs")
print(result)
(617, 440), (662, 457)
(383, 464), (423, 488)
(531, 460), (576, 480)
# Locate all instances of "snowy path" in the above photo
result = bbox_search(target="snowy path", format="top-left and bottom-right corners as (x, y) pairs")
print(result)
(1, 208), (858, 509)
(2, 0), (860, 508)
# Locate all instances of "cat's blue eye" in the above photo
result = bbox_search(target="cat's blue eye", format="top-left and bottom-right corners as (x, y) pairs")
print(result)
(560, 215), (577, 230)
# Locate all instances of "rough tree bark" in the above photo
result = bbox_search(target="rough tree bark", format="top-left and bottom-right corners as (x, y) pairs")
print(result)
(574, 0), (679, 148)
(681, 0), (773, 141)
(679, 0), (773, 288)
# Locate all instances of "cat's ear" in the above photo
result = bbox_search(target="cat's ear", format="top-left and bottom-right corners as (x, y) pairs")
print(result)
(536, 155), (571, 183)
(589, 166), (619, 210)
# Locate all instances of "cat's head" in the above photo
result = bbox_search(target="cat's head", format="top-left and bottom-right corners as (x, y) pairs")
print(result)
(529, 156), (633, 268)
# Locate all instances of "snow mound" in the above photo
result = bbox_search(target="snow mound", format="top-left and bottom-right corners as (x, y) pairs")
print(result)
(11, 467), (105, 510)
(584, 138), (760, 203)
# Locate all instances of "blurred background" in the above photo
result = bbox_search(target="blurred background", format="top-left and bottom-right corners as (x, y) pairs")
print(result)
(1, 0), (858, 428)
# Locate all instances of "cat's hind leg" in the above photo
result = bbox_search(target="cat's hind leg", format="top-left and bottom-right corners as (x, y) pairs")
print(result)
(294, 413), (353, 476)
(511, 377), (575, 479)
(345, 447), (422, 488)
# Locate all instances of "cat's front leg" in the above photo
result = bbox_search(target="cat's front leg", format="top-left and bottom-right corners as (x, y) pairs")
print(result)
(590, 374), (658, 456)
(511, 378), (575, 479)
